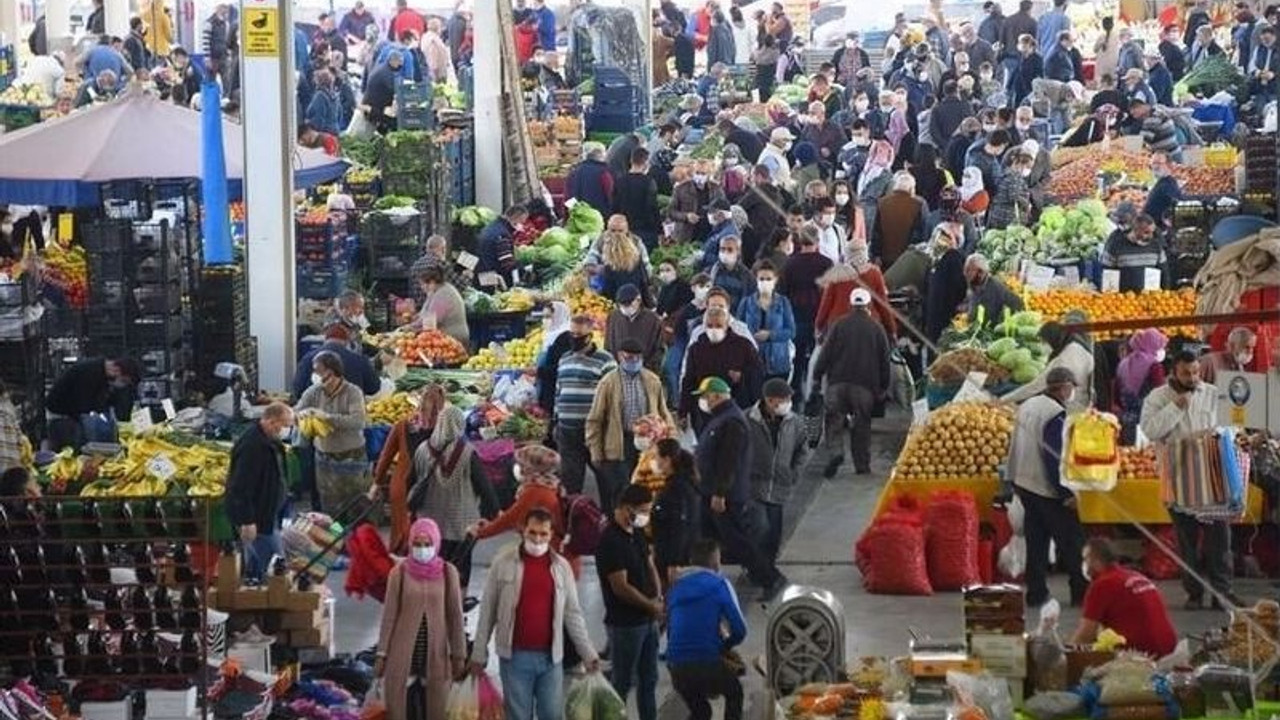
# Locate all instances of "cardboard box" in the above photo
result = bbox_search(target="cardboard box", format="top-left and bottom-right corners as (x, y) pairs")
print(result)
(233, 587), (271, 610)
(969, 634), (1028, 678)
(279, 607), (326, 631)
(267, 574), (293, 608)
(284, 588), (323, 613)
(145, 687), (196, 718)
(216, 553), (241, 596)
(227, 641), (272, 675)
(289, 624), (331, 648)
(964, 617), (1026, 636)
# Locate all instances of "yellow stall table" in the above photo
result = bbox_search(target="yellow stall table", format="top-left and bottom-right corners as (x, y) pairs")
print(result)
(872, 474), (1003, 523)
(1077, 479), (1265, 525)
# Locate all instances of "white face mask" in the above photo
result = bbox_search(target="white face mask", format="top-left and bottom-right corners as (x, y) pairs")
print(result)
(631, 512), (651, 529)
(1155, 349), (1167, 363)
(277, 426), (293, 441)
(778, 243), (794, 256)
(819, 214), (836, 227)
(311, 373), (324, 386)
(351, 313), (370, 330)
(719, 252), (738, 267)
(693, 173), (708, 186)
(834, 193), (850, 206)
(621, 304), (639, 318)
(411, 545), (436, 563)
(1020, 168), (1032, 177)
(1236, 352), (1254, 367)
(513, 465), (524, 481)
(634, 436), (651, 451)
(775, 401), (793, 416)
(1081, 560), (1092, 581)
(523, 539), (550, 557)
(854, 100), (869, 112)
(693, 286), (710, 302)
(706, 328), (727, 343)
(982, 123), (997, 133)
(659, 270), (677, 283)
(1017, 121), (1032, 131)
(649, 458), (664, 475)
(758, 279), (776, 294)
(698, 397), (714, 414)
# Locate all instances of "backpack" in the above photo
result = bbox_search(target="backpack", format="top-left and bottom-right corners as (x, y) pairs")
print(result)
(561, 494), (607, 556)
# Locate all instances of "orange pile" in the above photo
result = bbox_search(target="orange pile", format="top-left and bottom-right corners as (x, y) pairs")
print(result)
(1022, 287), (1198, 340)
(395, 329), (469, 366)
(1119, 446), (1158, 481)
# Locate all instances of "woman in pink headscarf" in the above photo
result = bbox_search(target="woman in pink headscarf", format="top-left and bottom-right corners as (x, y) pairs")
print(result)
(1113, 328), (1168, 445)
(375, 518), (466, 720)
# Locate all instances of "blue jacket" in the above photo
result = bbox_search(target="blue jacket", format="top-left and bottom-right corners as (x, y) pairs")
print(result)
(376, 44), (417, 81)
(1149, 64), (1174, 106)
(306, 89), (342, 135)
(291, 341), (381, 401)
(736, 293), (795, 377)
(699, 219), (742, 269)
(294, 28), (312, 74)
(566, 159), (613, 217)
(534, 6), (556, 51)
(666, 568), (747, 665)
(85, 45), (126, 81)
(1037, 8), (1069, 57)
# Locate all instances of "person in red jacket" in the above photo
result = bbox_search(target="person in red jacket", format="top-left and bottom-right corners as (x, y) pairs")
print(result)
(814, 241), (896, 339)
(389, 0), (425, 42)
(514, 15), (540, 64)
(1072, 538), (1178, 659)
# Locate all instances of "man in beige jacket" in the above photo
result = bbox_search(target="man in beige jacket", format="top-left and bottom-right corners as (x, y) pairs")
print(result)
(586, 338), (675, 513)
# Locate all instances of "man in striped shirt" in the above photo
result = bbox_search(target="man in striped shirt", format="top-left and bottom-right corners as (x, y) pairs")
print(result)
(555, 315), (618, 496)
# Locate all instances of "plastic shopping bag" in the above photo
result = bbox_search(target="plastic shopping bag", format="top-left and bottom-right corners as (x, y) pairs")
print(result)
(477, 674), (504, 720)
(361, 680), (386, 720)
(566, 673), (627, 720)
(346, 108), (375, 138)
(446, 678), (479, 720)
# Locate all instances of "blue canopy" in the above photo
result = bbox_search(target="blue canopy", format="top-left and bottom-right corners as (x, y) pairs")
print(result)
(0, 89), (347, 207)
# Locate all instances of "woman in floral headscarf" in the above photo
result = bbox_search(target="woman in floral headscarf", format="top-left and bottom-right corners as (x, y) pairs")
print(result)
(471, 445), (565, 549)
(375, 517), (466, 720)
(1113, 328), (1168, 445)
(372, 384), (447, 553)
(629, 414), (675, 493)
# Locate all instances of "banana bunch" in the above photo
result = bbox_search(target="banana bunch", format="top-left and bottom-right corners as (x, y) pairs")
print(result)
(81, 432), (231, 498)
(48, 449), (84, 484)
(298, 415), (333, 440)
(367, 392), (417, 425)
(497, 288), (536, 312)
(19, 435), (32, 469)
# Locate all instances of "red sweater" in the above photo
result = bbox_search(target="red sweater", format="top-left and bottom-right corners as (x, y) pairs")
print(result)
(513, 551), (555, 651)
(815, 263), (896, 337)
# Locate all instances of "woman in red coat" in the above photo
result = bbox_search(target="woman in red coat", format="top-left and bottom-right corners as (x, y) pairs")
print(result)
(814, 241), (896, 338)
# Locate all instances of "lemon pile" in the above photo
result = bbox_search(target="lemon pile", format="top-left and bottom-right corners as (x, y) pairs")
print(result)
(894, 402), (1015, 482)
(464, 328), (544, 371)
(368, 392), (418, 425)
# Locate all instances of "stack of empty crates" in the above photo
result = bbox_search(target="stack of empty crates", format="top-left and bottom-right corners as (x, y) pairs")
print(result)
(83, 218), (188, 409)
(396, 80), (434, 131)
(194, 265), (256, 396)
(296, 214), (353, 301)
(0, 272), (47, 439)
(587, 66), (642, 133)
(1241, 133), (1278, 218)
(443, 128), (476, 208)
(362, 209), (424, 330)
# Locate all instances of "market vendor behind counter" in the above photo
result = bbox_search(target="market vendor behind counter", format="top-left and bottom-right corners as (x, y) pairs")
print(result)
(1101, 213), (1167, 292)
(45, 356), (141, 450)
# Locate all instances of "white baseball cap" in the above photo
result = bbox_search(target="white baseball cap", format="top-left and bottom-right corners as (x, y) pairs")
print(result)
(850, 288), (872, 306)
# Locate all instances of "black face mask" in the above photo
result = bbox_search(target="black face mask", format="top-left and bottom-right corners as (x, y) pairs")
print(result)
(571, 334), (591, 351)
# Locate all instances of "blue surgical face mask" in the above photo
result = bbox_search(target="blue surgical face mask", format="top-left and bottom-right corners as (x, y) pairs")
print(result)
(621, 358), (643, 374)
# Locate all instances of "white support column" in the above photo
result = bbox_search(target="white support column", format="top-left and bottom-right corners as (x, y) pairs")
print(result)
(473, 0), (503, 209)
(104, 0), (130, 38)
(240, 0), (297, 391)
(0, 0), (20, 49)
(46, 0), (72, 49)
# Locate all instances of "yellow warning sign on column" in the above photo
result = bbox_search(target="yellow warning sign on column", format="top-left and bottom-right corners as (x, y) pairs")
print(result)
(243, 7), (280, 57)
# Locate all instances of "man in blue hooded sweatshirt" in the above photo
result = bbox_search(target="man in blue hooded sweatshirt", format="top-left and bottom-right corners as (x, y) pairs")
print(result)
(666, 539), (748, 720)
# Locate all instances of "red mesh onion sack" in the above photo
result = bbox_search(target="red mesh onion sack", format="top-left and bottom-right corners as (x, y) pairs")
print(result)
(856, 520), (932, 596)
(1141, 526), (1182, 581)
(925, 491), (981, 591)
(856, 496), (926, 574)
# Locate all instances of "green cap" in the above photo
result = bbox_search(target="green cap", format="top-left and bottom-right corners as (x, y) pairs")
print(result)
(693, 376), (732, 395)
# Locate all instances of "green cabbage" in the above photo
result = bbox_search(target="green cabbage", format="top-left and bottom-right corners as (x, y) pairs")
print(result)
(566, 204), (605, 236)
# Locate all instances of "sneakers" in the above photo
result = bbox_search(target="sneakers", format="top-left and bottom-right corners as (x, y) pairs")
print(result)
(759, 574), (790, 603)
(822, 456), (842, 479)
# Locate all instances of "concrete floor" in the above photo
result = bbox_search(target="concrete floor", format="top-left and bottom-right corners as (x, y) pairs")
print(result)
(326, 410), (1264, 717)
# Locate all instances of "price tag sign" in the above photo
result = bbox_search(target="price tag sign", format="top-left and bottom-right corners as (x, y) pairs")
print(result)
(1060, 265), (1080, 285)
(58, 213), (74, 242)
(456, 251), (479, 271)
(1143, 268), (1163, 291)
(478, 271), (502, 288)
(161, 399), (176, 420)
(131, 408), (153, 435)
(1025, 264), (1056, 290)
(1101, 269), (1121, 293)
(147, 454), (177, 481)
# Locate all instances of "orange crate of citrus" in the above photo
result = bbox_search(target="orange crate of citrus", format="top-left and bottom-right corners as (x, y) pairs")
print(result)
(1022, 287), (1197, 340)
(395, 329), (469, 366)
(1119, 446), (1158, 481)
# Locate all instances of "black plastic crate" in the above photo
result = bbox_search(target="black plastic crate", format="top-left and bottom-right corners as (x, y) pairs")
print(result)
(369, 244), (422, 279)
(361, 211), (424, 248)
(0, 338), (48, 386)
(130, 315), (183, 349)
(0, 274), (36, 308)
(43, 306), (84, 337)
(297, 268), (349, 299)
(88, 247), (129, 283)
(132, 282), (182, 315)
(90, 279), (128, 308)
(136, 375), (184, 406)
(139, 347), (188, 376)
(82, 219), (132, 253)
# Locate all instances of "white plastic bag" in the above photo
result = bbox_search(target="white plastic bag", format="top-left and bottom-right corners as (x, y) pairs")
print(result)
(346, 108), (375, 138)
(445, 677), (479, 720)
(997, 535), (1026, 579)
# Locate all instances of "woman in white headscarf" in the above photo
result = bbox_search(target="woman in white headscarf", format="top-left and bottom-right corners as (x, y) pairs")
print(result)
(857, 139), (896, 239)
(535, 301), (573, 417)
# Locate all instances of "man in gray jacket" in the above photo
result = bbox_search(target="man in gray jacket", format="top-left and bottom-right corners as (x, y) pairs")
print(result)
(747, 379), (812, 561)
(470, 507), (601, 718)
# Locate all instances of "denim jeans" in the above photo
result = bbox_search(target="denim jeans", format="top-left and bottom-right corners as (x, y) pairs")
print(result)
(499, 650), (563, 720)
(242, 532), (282, 584)
(608, 622), (659, 720)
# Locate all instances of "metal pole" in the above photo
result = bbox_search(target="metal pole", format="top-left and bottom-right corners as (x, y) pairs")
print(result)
(473, 0), (503, 209)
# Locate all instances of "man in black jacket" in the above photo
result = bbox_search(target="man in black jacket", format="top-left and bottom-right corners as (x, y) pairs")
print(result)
(719, 116), (765, 164)
(1044, 31), (1077, 82)
(930, 80), (973, 146)
(813, 289), (890, 478)
(612, 148), (662, 249)
(225, 402), (295, 582)
(1183, 0), (1212, 49)
(46, 356), (141, 450)
(693, 377), (787, 601)
(978, 1), (1004, 47)
(999, 0), (1037, 85)
(1158, 25), (1186, 82)
(123, 17), (151, 73)
(738, 164), (785, 266)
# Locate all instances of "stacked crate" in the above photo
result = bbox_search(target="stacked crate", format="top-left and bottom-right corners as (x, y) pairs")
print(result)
(362, 210), (424, 330)
(380, 132), (437, 203)
(193, 265), (256, 395)
(0, 273), (47, 438)
(396, 81), (434, 131)
(83, 219), (187, 408)
(1242, 134), (1278, 218)
(587, 66), (643, 133)
(443, 128), (476, 208)
(296, 214), (353, 300)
